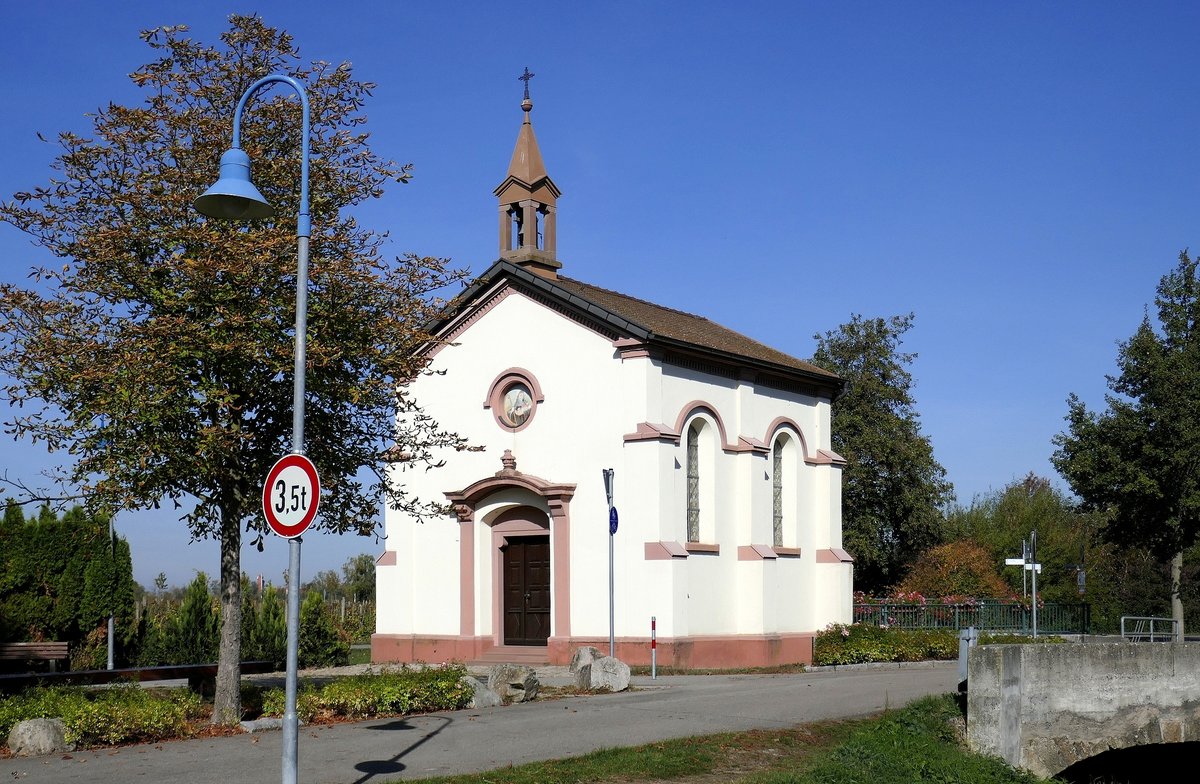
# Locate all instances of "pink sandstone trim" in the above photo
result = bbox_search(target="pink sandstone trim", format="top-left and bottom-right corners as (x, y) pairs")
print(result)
(737, 435), (770, 454)
(612, 338), (651, 359)
(422, 283), (515, 360)
(816, 548), (854, 563)
(809, 449), (847, 466)
(551, 505), (571, 637)
(372, 632), (817, 668)
(492, 510), (550, 647)
(623, 422), (681, 443)
(774, 546), (802, 558)
(459, 520), (475, 636)
(445, 463), (576, 648)
(763, 417), (812, 460)
(376, 551), (397, 566)
(684, 541), (720, 555)
(672, 402), (734, 451)
(738, 544), (778, 560)
(644, 540), (689, 559)
(483, 367), (545, 433)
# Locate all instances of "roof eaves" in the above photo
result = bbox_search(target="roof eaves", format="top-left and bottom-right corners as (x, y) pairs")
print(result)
(651, 334), (844, 393)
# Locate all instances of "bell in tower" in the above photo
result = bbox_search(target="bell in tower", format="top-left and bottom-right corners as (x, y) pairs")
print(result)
(494, 67), (563, 279)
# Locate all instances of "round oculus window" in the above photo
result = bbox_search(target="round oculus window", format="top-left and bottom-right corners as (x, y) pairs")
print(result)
(501, 382), (534, 427)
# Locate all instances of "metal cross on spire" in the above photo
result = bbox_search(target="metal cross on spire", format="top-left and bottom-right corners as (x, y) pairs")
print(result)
(519, 67), (535, 100)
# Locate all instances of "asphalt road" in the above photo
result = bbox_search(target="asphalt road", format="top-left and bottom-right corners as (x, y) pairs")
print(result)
(0, 661), (959, 784)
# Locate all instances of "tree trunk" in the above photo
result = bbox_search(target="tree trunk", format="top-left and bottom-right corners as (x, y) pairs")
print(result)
(1171, 549), (1185, 642)
(212, 509), (243, 725)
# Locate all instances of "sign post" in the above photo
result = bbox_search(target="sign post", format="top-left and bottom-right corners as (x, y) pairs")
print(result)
(603, 469), (615, 657)
(1004, 531), (1041, 639)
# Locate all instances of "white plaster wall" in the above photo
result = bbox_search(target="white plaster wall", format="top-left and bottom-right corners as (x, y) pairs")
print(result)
(382, 290), (659, 640)
(379, 284), (849, 643)
(376, 464), (460, 635)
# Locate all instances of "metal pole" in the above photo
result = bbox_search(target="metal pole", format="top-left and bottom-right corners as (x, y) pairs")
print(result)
(107, 514), (115, 670)
(282, 191), (310, 784)
(603, 469), (614, 658)
(237, 76), (311, 784)
(195, 73), (311, 784)
(1031, 530), (1038, 640)
(1021, 540), (1028, 600)
(282, 538), (301, 784)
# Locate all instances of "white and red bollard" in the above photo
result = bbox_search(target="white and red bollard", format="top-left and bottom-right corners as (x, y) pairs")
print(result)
(651, 616), (657, 679)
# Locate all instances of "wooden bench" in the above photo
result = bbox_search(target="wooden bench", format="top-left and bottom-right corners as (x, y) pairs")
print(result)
(0, 641), (69, 671)
(0, 660), (276, 695)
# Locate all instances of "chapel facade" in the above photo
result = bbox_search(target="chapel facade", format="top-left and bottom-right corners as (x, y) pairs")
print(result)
(372, 83), (852, 668)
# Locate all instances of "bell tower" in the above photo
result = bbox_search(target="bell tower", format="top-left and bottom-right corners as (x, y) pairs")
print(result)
(494, 68), (562, 279)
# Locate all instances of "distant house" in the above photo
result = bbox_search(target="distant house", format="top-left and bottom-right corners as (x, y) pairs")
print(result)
(373, 87), (852, 668)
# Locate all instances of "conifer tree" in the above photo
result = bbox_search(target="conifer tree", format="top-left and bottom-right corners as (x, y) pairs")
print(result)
(1053, 251), (1200, 635)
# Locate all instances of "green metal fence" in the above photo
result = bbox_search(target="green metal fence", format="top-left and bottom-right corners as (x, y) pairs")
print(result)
(853, 602), (1090, 635)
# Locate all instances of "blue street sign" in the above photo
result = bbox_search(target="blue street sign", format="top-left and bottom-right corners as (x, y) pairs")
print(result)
(609, 506), (619, 535)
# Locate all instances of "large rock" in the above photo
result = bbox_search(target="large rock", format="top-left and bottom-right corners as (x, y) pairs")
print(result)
(571, 647), (631, 692)
(486, 664), (540, 703)
(7, 718), (74, 757)
(461, 675), (503, 708)
(569, 646), (603, 673)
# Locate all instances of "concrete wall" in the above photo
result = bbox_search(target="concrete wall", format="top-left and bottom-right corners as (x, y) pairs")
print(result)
(967, 642), (1200, 778)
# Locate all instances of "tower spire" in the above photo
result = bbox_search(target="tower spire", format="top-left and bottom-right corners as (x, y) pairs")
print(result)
(495, 67), (562, 279)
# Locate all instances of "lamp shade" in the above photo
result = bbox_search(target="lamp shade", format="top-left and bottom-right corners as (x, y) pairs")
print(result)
(193, 148), (275, 220)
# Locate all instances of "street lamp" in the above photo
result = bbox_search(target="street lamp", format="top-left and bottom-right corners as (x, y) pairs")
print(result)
(193, 73), (311, 784)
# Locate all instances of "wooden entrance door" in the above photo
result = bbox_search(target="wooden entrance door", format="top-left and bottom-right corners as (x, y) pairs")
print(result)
(502, 535), (551, 646)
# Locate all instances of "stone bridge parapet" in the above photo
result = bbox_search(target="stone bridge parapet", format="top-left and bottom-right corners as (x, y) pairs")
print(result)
(967, 641), (1200, 777)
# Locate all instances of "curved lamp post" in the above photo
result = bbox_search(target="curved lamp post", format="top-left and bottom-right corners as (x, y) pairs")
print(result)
(193, 74), (310, 784)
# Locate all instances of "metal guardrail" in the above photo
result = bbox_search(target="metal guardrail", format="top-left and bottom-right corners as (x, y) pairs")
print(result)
(853, 602), (1091, 635)
(1120, 616), (1179, 642)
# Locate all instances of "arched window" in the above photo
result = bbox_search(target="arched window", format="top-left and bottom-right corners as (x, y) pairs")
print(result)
(771, 432), (798, 550)
(772, 439), (784, 548)
(687, 422), (701, 543)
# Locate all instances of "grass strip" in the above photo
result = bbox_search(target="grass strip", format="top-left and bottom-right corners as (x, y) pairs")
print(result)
(398, 695), (1050, 784)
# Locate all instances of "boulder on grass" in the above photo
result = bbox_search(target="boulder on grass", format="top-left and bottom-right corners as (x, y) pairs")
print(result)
(7, 718), (74, 757)
(486, 663), (540, 703)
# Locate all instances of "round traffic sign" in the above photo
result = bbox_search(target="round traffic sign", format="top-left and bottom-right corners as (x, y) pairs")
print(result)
(262, 453), (321, 539)
(609, 506), (618, 535)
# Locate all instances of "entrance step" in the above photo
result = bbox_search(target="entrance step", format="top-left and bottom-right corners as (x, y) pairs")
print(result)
(470, 645), (550, 666)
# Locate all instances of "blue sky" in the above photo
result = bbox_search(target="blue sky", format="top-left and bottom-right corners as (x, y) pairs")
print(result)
(3, 2), (1199, 588)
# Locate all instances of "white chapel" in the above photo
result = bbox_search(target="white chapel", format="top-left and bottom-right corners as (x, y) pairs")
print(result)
(372, 83), (852, 668)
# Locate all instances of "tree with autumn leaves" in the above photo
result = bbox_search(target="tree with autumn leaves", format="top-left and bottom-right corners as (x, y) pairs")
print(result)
(0, 17), (467, 723)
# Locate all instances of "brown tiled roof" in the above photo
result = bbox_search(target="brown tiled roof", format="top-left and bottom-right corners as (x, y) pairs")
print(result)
(553, 276), (839, 381)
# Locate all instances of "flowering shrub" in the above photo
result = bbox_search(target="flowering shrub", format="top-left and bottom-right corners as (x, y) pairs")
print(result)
(814, 623), (959, 666)
(813, 623), (1063, 667)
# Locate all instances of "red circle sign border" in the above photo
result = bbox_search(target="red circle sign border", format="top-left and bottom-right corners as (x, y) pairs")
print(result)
(262, 453), (321, 539)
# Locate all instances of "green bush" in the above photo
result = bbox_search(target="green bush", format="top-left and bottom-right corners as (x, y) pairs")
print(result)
(259, 664), (472, 721)
(0, 685), (204, 747)
(813, 623), (1063, 666)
